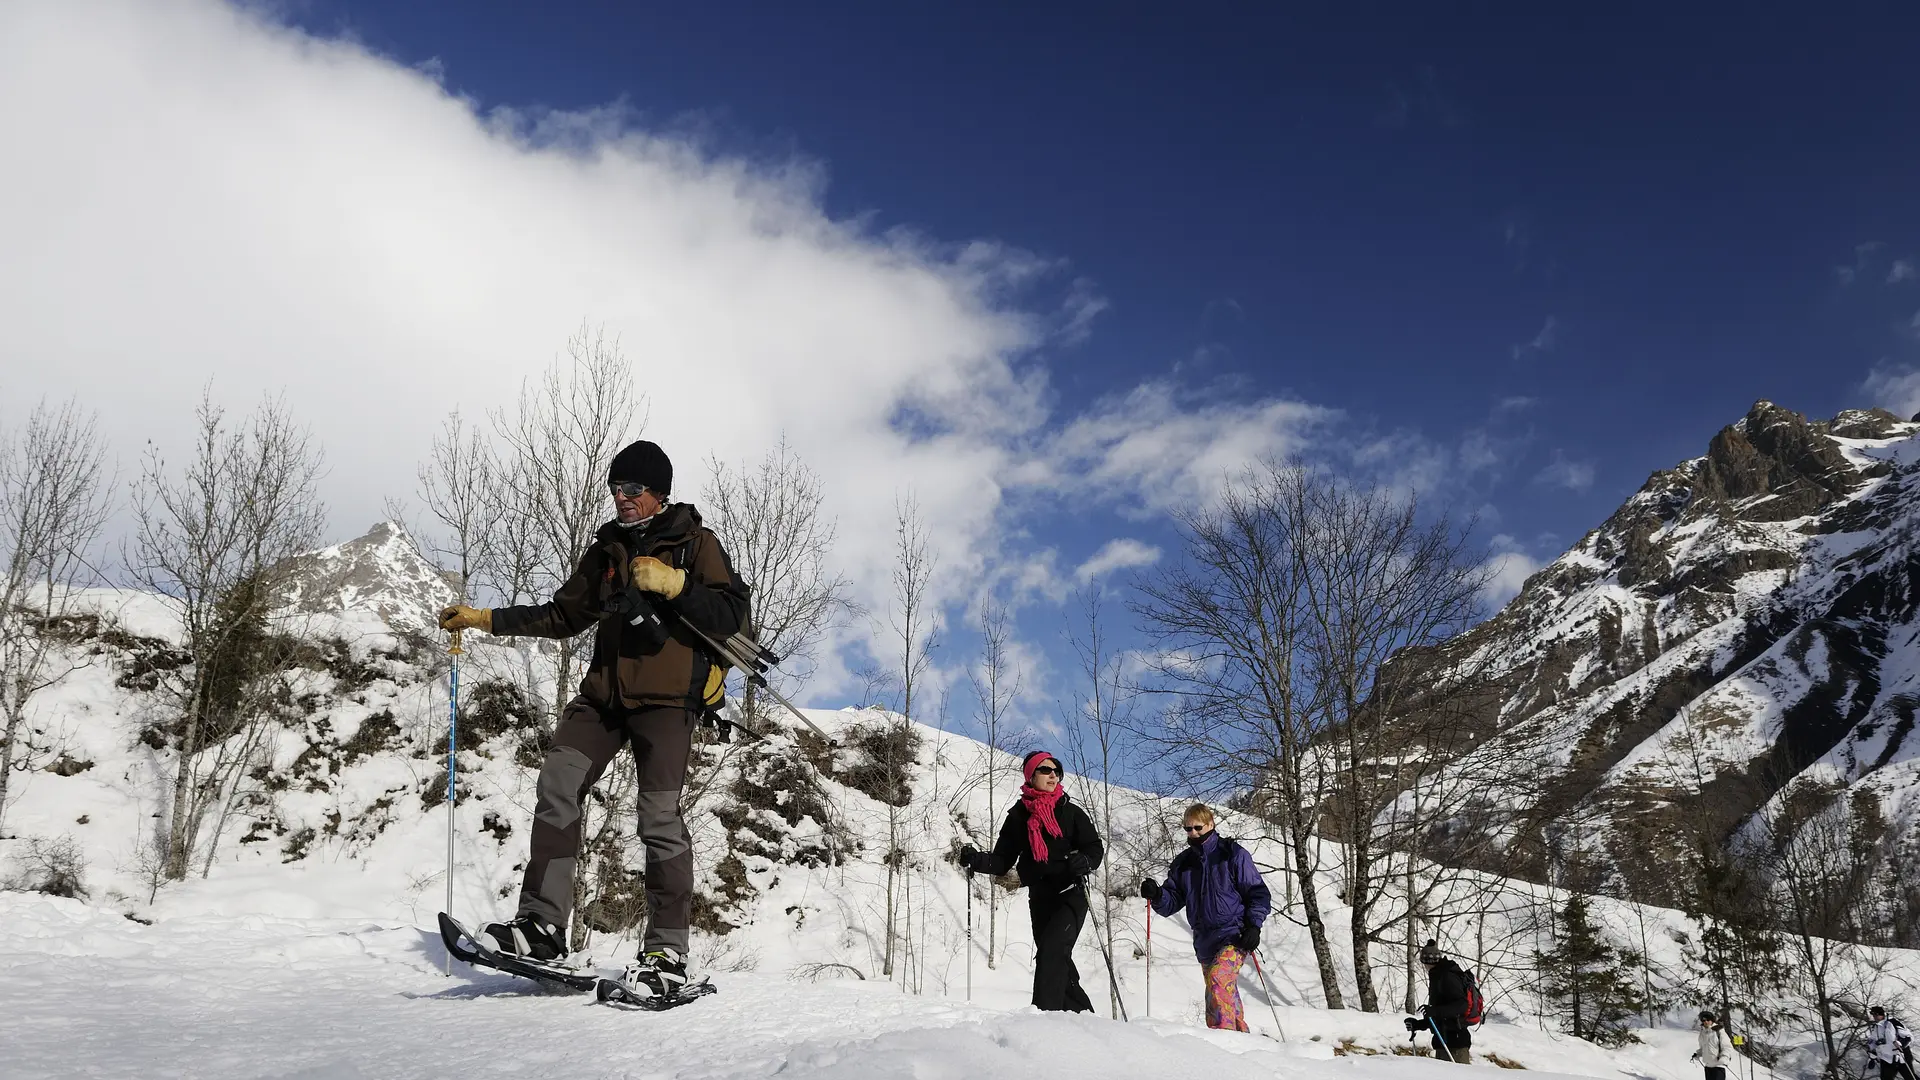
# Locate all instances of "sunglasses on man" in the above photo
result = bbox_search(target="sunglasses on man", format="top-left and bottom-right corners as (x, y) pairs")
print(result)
(610, 481), (650, 498)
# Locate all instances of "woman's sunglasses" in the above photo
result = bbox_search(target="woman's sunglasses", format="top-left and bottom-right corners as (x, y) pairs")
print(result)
(1031, 765), (1060, 776)
(1183, 824), (1210, 833)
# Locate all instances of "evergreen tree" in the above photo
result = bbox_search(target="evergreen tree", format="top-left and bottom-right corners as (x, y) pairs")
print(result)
(1534, 889), (1651, 1046)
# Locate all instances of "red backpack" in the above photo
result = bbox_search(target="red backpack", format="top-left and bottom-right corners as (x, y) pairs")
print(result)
(1460, 965), (1486, 1026)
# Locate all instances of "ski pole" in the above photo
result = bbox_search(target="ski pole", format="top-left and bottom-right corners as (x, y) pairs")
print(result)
(1075, 877), (1129, 1022)
(1251, 949), (1287, 1041)
(444, 627), (462, 976)
(1428, 1016), (1454, 1063)
(1144, 902), (1152, 1019)
(965, 863), (973, 1002)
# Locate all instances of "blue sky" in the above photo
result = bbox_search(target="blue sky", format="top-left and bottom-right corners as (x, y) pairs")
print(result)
(292, 2), (1920, 560)
(7, 3), (1920, 763)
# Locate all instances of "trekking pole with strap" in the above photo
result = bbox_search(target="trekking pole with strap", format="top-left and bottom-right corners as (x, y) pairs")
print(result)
(1428, 1015), (1456, 1063)
(965, 865), (974, 1002)
(1074, 877), (1130, 1021)
(443, 627), (462, 976)
(1144, 901), (1152, 1019)
(1250, 949), (1288, 1040)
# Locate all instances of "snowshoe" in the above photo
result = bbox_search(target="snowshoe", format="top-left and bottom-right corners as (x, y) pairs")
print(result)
(594, 948), (716, 1011)
(438, 913), (596, 992)
(480, 914), (568, 962)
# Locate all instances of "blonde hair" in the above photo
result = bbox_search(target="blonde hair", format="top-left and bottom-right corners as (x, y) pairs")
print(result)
(1183, 803), (1215, 826)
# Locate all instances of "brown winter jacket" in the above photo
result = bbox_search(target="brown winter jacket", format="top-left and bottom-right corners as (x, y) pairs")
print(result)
(489, 504), (749, 711)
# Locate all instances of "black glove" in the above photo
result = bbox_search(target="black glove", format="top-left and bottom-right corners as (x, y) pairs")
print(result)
(1405, 1017), (1425, 1034)
(1139, 878), (1159, 901)
(1064, 850), (1093, 876)
(958, 845), (981, 874)
(1235, 924), (1261, 953)
(1419, 1004), (1430, 1019)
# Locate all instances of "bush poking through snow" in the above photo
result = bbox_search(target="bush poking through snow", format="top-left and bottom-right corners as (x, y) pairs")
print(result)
(3, 834), (88, 899)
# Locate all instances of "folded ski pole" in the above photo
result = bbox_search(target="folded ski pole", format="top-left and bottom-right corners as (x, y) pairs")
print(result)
(661, 599), (838, 747)
(444, 626), (462, 976)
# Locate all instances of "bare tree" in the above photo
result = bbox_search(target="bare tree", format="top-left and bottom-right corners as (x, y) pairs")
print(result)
(882, 495), (938, 979)
(1132, 461), (1346, 1008)
(1760, 787), (1876, 1079)
(417, 408), (493, 603)
(128, 391), (325, 880)
(1063, 583), (1133, 1017)
(965, 598), (1023, 969)
(488, 324), (641, 729)
(0, 399), (111, 836)
(701, 437), (857, 724)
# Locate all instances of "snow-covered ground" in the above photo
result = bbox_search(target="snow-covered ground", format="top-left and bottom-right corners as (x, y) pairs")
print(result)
(4, 891), (1741, 1080)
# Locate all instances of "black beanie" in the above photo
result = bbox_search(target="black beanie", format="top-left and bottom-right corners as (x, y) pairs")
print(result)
(608, 440), (672, 496)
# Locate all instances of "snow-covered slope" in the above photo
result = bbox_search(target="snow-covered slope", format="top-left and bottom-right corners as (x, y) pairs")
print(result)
(3, 506), (1916, 1079)
(1410, 402), (1920, 904)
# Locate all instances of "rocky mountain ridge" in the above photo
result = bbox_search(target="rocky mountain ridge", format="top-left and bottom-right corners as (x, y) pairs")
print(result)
(1425, 401), (1920, 909)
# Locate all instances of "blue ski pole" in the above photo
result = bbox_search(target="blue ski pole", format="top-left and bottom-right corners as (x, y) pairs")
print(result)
(1428, 1016), (1455, 1063)
(444, 627), (462, 975)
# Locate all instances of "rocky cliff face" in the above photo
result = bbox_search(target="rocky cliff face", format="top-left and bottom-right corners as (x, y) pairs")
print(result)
(1430, 402), (1920, 904)
(271, 521), (458, 632)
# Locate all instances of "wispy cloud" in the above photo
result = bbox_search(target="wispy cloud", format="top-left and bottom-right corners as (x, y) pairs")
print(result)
(1888, 258), (1916, 285)
(1533, 452), (1596, 492)
(1864, 362), (1920, 420)
(1481, 534), (1542, 609)
(1835, 241), (1887, 286)
(1073, 538), (1160, 584)
(1376, 65), (1467, 130)
(1511, 315), (1559, 360)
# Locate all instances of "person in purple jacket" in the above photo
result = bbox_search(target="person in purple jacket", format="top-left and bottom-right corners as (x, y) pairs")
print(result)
(1139, 803), (1272, 1031)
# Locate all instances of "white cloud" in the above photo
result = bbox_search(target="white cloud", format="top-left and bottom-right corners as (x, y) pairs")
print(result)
(1073, 538), (1160, 584)
(1889, 259), (1916, 284)
(1864, 363), (1920, 420)
(1482, 535), (1542, 609)
(1027, 380), (1337, 515)
(0, 1), (1349, 701)
(1510, 316), (1558, 361)
(1533, 452), (1596, 492)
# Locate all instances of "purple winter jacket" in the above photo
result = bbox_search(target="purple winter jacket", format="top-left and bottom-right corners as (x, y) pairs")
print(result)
(1149, 833), (1273, 963)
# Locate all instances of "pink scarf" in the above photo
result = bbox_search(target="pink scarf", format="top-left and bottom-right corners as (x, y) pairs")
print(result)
(1021, 783), (1066, 861)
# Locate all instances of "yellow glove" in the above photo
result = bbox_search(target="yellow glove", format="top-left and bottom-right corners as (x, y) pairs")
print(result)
(702, 664), (726, 708)
(629, 556), (687, 599)
(438, 605), (491, 633)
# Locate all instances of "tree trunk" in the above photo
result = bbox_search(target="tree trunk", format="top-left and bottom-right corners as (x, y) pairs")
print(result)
(1350, 841), (1379, 1011)
(165, 673), (207, 880)
(1291, 826), (1345, 1009)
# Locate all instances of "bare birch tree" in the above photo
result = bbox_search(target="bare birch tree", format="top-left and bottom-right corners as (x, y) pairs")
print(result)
(487, 324), (641, 729)
(701, 437), (857, 724)
(128, 391), (325, 880)
(1132, 461), (1346, 1008)
(1064, 583), (1134, 1018)
(882, 495), (937, 979)
(0, 399), (111, 836)
(965, 598), (1023, 969)
(417, 408), (493, 604)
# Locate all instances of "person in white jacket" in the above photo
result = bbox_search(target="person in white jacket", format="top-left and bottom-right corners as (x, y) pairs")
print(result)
(1692, 1011), (1732, 1080)
(1867, 1006), (1916, 1080)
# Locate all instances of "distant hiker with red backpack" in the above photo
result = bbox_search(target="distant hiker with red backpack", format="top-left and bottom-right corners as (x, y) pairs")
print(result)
(1409, 939), (1479, 1063)
(1138, 803), (1272, 1032)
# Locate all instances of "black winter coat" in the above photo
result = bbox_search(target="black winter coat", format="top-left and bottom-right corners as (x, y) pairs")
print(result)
(1426, 959), (1472, 1044)
(978, 794), (1104, 889)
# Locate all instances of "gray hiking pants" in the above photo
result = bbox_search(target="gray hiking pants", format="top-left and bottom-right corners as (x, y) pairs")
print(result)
(517, 698), (695, 953)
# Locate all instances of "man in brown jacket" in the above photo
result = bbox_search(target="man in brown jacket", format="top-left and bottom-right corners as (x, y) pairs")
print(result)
(439, 439), (748, 996)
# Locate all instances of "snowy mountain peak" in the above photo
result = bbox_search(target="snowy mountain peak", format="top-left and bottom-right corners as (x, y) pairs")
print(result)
(271, 520), (457, 632)
(1423, 402), (1920, 903)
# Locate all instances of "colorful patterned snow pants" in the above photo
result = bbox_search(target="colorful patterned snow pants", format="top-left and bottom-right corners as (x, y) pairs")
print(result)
(1204, 945), (1249, 1031)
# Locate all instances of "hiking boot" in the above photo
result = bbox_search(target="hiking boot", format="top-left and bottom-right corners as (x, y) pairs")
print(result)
(481, 915), (568, 962)
(623, 947), (689, 997)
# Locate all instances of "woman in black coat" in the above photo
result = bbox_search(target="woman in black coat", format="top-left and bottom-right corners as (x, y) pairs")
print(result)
(959, 750), (1105, 1012)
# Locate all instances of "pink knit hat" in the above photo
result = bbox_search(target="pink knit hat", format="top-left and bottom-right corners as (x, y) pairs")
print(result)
(1022, 751), (1062, 784)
